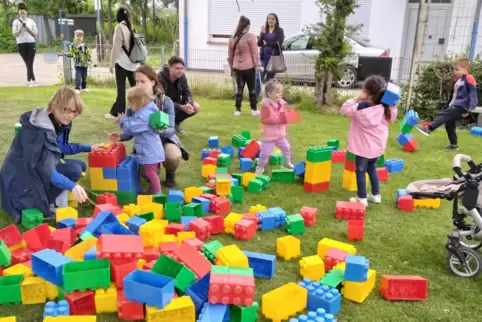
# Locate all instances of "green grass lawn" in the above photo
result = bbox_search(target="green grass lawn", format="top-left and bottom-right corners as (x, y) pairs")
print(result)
(0, 86), (481, 322)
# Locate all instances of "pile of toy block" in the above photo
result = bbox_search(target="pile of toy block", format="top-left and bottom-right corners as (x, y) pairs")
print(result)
(397, 110), (420, 152)
(395, 188), (441, 212)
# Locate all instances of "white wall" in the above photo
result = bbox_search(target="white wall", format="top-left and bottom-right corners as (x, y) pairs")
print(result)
(447, 0), (478, 55)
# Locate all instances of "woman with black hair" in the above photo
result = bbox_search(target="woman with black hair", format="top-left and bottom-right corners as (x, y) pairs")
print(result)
(106, 6), (140, 119)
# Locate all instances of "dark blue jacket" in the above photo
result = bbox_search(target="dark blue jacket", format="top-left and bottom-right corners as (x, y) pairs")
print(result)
(452, 73), (478, 110)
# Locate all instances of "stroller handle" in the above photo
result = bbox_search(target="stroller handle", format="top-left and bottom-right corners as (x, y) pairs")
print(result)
(453, 154), (472, 168)
(453, 154), (478, 179)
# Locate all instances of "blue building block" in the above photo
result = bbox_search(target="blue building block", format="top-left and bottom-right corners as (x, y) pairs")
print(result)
(268, 207), (286, 228)
(238, 147), (245, 158)
(230, 178), (239, 186)
(181, 216), (197, 229)
(298, 278), (341, 315)
(221, 146), (235, 158)
(57, 218), (76, 229)
(201, 148), (212, 160)
(240, 158), (253, 171)
(43, 300), (70, 318)
(168, 190), (184, 204)
(384, 159), (404, 173)
(403, 110), (419, 127)
(288, 308), (335, 322)
(381, 82), (401, 106)
(396, 189), (407, 203)
(470, 126), (482, 136)
(185, 273), (211, 313)
(344, 255), (369, 282)
(102, 168), (117, 179)
(397, 133), (413, 145)
(99, 222), (134, 235)
(124, 269), (175, 309)
(208, 136), (219, 148)
(198, 303), (230, 322)
(84, 211), (118, 238)
(327, 146), (338, 151)
(294, 161), (306, 179)
(242, 251), (276, 278)
(192, 197), (210, 214)
(256, 211), (276, 231)
(117, 156), (141, 193)
(84, 247), (97, 261)
(126, 216), (147, 234)
(32, 249), (73, 286)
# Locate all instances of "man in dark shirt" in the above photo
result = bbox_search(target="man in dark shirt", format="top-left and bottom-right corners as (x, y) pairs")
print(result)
(158, 56), (201, 134)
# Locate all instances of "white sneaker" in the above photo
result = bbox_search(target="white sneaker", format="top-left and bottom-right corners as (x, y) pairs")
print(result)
(251, 110), (260, 116)
(32, 81), (38, 87)
(82, 88), (89, 92)
(349, 197), (368, 207)
(27, 81), (34, 87)
(75, 89), (81, 94)
(234, 111), (241, 117)
(105, 113), (115, 119)
(367, 194), (381, 204)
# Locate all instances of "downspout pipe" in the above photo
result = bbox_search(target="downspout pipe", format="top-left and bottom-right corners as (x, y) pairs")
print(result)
(470, 0), (482, 61)
(183, 0), (188, 68)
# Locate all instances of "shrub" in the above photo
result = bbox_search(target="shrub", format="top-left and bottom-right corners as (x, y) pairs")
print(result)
(0, 24), (18, 53)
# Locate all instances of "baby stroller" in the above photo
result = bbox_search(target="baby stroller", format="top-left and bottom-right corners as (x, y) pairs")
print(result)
(406, 154), (482, 278)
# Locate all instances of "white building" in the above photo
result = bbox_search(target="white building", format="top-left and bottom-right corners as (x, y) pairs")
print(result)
(178, 0), (482, 81)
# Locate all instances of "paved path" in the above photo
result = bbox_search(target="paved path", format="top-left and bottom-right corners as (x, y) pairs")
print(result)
(0, 53), (61, 87)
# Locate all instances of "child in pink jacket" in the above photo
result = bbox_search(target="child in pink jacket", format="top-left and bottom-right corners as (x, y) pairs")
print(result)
(255, 81), (294, 175)
(341, 75), (398, 206)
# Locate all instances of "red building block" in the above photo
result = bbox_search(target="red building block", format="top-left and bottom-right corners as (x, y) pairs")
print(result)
(118, 291), (145, 320)
(111, 259), (137, 289)
(96, 235), (144, 261)
(165, 223), (186, 235)
(377, 167), (389, 181)
(204, 182), (216, 193)
(332, 150), (346, 163)
(51, 228), (76, 245)
(88, 143), (126, 168)
(23, 260), (32, 268)
(0, 225), (23, 247)
(284, 109), (302, 124)
(45, 238), (70, 254)
(200, 193), (217, 201)
(210, 196), (231, 215)
(242, 214), (260, 224)
(347, 219), (364, 241)
(204, 215), (224, 234)
(240, 140), (261, 159)
(183, 238), (204, 251)
(234, 219), (257, 241)
(208, 273), (255, 306)
(324, 248), (347, 272)
(172, 243), (211, 278)
(304, 182), (330, 193)
(380, 275), (428, 301)
(299, 207), (317, 226)
(344, 159), (356, 172)
(143, 260), (156, 270)
(335, 201), (366, 220)
(96, 193), (118, 206)
(75, 218), (93, 230)
(142, 246), (160, 262)
(189, 218), (212, 241)
(10, 247), (32, 265)
(93, 203), (123, 218)
(398, 196), (414, 212)
(203, 157), (217, 165)
(208, 150), (222, 159)
(403, 138), (419, 152)
(159, 241), (179, 255)
(23, 223), (51, 252)
(65, 290), (96, 315)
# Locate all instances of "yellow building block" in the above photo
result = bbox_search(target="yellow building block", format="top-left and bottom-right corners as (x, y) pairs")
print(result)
(45, 281), (59, 300)
(261, 282), (308, 322)
(21, 276), (46, 304)
(65, 236), (97, 261)
(55, 207), (78, 222)
(341, 268), (377, 303)
(177, 232), (196, 245)
(146, 296), (195, 322)
(414, 198), (440, 209)
(201, 164), (216, 178)
(333, 262), (346, 271)
(161, 234), (178, 243)
(342, 170), (368, 192)
(273, 147), (281, 154)
(216, 245), (249, 268)
(48, 226), (56, 232)
(8, 240), (26, 252)
(116, 213), (130, 225)
(90, 167), (118, 191)
(0, 317), (16, 322)
(317, 238), (357, 259)
(142, 203), (164, 219)
(4, 263), (33, 277)
(44, 317), (97, 322)
(224, 212), (244, 234)
(242, 172), (257, 187)
(123, 204), (142, 217)
(67, 191), (78, 208)
(299, 255), (325, 280)
(277, 236), (300, 260)
(95, 283), (118, 313)
(137, 195), (153, 207)
(305, 161), (332, 184)
(216, 179), (231, 196)
(139, 219), (167, 247)
(184, 186), (203, 203)
(249, 204), (267, 214)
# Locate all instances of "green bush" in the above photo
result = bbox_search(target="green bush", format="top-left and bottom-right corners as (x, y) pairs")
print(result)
(0, 24), (18, 53)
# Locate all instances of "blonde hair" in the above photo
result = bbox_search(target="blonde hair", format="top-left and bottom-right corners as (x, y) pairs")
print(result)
(265, 80), (283, 97)
(48, 87), (84, 115)
(454, 58), (470, 70)
(74, 29), (84, 36)
(127, 87), (151, 111)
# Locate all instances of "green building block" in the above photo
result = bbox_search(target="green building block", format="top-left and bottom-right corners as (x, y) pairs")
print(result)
(230, 302), (259, 322)
(14, 122), (22, 135)
(165, 202), (182, 221)
(269, 152), (283, 165)
(306, 146), (333, 163)
(271, 169), (295, 183)
(231, 185), (244, 203)
(226, 193), (234, 203)
(285, 214), (305, 235)
(327, 138), (340, 148)
(346, 151), (356, 162)
(21, 208), (43, 230)
(255, 175), (271, 189)
(0, 275), (23, 304)
(199, 186), (214, 194)
(151, 255), (196, 294)
(201, 240), (224, 263)
(57, 285), (66, 300)
(72, 231), (94, 247)
(216, 167), (228, 174)
(0, 241), (11, 267)
(320, 269), (344, 289)
(241, 131), (251, 140)
(247, 179), (263, 193)
(153, 193), (167, 205)
(183, 203), (203, 218)
(253, 158), (259, 170)
(211, 265), (253, 276)
(217, 153), (232, 167)
(400, 121), (414, 134)
(137, 211), (154, 222)
(149, 111), (170, 130)
(232, 173), (243, 183)
(376, 154), (385, 167)
(232, 134), (246, 148)
(62, 259), (111, 292)
(93, 190), (137, 204)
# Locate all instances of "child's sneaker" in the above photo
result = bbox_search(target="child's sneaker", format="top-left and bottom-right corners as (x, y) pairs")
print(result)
(251, 110), (260, 116)
(255, 167), (264, 175)
(234, 111), (241, 117)
(444, 144), (459, 151)
(349, 197), (368, 207)
(283, 161), (294, 169)
(415, 125), (431, 136)
(367, 194), (381, 204)
(75, 89), (81, 94)
(82, 88), (89, 92)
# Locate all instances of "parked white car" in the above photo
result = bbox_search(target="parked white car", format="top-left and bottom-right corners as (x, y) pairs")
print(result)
(279, 33), (390, 88)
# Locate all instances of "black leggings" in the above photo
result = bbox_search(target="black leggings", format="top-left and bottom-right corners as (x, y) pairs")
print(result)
(234, 68), (257, 111)
(17, 42), (36, 82)
(110, 63), (136, 117)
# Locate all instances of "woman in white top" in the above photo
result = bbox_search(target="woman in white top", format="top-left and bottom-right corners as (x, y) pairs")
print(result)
(12, 2), (38, 87)
(106, 7), (140, 119)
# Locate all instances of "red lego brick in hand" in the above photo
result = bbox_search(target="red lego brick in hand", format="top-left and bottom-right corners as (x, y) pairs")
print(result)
(208, 273), (255, 306)
(203, 157), (217, 165)
(210, 196), (231, 215)
(93, 203), (123, 218)
(183, 238), (204, 251)
(204, 215), (224, 234)
(165, 223), (186, 235)
(208, 150), (222, 159)
(159, 241), (179, 255)
(23, 223), (51, 252)
(118, 291), (145, 320)
(335, 201), (366, 220)
(325, 248), (347, 272)
(0, 225), (23, 247)
(376, 167), (389, 181)
(11, 247), (32, 265)
(304, 182), (330, 193)
(142, 246), (160, 262)
(347, 219), (364, 241)
(380, 275), (428, 301)
(88, 143), (126, 168)
(234, 219), (257, 241)
(332, 150), (346, 163)
(111, 259), (137, 289)
(284, 109), (302, 124)
(172, 243), (211, 278)
(300, 207), (317, 226)
(398, 196), (414, 212)
(240, 140), (261, 159)
(403, 138), (419, 152)
(65, 290), (96, 315)
(189, 218), (212, 241)
(344, 159), (356, 172)
(96, 193), (118, 206)
(97, 235), (144, 261)
(200, 193), (217, 201)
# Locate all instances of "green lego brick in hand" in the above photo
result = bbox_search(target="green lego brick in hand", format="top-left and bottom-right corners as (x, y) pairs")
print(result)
(306, 146), (332, 162)
(149, 111), (170, 130)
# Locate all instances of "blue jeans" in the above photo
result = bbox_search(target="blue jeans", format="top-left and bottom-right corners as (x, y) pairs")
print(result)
(49, 159), (86, 203)
(75, 67), (88, 90)
(355, 155), (380, 199)
(255, 58), (275, 99)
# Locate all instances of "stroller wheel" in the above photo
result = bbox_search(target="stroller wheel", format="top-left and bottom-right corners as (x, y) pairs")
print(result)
(459, 238), (482, 250)
(447, 247), (482, 278)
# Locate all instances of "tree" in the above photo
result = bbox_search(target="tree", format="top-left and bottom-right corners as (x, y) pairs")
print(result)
(312, 0), (358, 106)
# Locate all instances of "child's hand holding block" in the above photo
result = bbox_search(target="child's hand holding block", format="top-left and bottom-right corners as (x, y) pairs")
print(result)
(284, 109), (302, 124)
(149, 111), (170, 130)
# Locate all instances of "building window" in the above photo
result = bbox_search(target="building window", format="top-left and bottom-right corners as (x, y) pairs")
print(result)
(408, 0), (452, 3)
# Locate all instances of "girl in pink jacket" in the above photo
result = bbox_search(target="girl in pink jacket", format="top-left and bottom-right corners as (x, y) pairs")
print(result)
(340, 75), (398, 206)
(255, 81), (294, 175)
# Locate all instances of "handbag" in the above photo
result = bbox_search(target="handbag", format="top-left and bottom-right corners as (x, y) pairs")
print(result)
(266, 42), (287, 74)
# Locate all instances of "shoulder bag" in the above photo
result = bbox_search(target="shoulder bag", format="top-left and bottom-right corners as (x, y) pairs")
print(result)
(266, 42), (287, 74)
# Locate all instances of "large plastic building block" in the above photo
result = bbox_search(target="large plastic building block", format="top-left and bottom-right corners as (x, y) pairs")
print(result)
(97, 192), (118, 206)
(96, 234), (144, 261)
(414, 198), (441, 209)
(210, 196), (231, 215)
(381, 82), (401, 106)
(21, 276), (46, 304)
(347, 219), (364, 241)
(152, 255), (196, 294)
(192, 197), (211, 215)
(165, 223), (186, 235)
(298, 279), (341, 314)
(403, 138), (419, 152)
(332, 150), (346, 163)
(342, 170), (357, 192)
(4, 262), (32, 276)
(216, 178), (231, 196)
(384, 158), (404, 173)
(234, 219), (257, 241)
(62, 259), (110, 292)
(294, 161), (306, 178)
(344, 255), (369, 282)
(118, 290), (145, 320)
(261, 282), (308, 321)
(31, 249), (73, 285)
(317, 238), (357, 259)
(0, 241), (11, 267)
(149, 110), (169, 130)
(232, 134), (247, 147)
(397, 133), (413, 145)
(221, 145), (235, 158)
(21, 208), (44, 229)
(230, 302), (259, 322)
(116, 156), (141, 194)
(111, 260), (137, 288)
(238, 157), (254, 172)
(267, 207), (287, 228)
(335, 201), (366, 220)
(325, 248), (347, 272)
(306, 146), (332, 163)
(10, 248), (32, 266)
(319, 269), (344, 289)
(23, 223), (51, 251)
(202, 164), (217, 178)
(198, 302), (230, 322)
(272, 169), (296, 183)
(185, 273), (211, 314)
(241, 173), (256, 187)
(88, 143), (126, 168)
(208, 136), (219, 148)
(217, 153), (231, 167)
(90, 167), (118, 191)
(0, 275), (23, 304)
(124, 269), (175, 309)
(84, 211), (118, 238)
(344, 158), (356, 172)
(94, 284), (118, 313)
(231, 185), (244, 204)
(201, 240), (224, 263)
(304, 181), (330, 193)
(93, 203), (123, 218)
(289, 309), (335, 322)
(299, 207), (316, 226)
(243, 251), (276, 279)
(146, 296), (195, 322)
(470, 126), (482, 136)
(43, 300), (70, 317)
(208, 272), (255, 306)
(139, 219), (167, 247)
(240, 140), (261, 159)
(189, 218), (212, 241)
(172, 243), (212, 278)
(277, 236), (300, 260)
(342, 268), (376, 303)
(396, 188), (408, 203)
(165, 202), (182, 221)
(285, 214), (305, 235)
(327, 138), (339, 148)
(55, 207), (78, 223)
(125, 216), (147, 234)
(400, 110), (419, 133)
(380, 275), (428, 300)
(177, 232), (196, 245)
(216, 244), (249, 268)
(65, 290), (95, 315)
(199, 214), (224, 235)
(398, 195), (414, 212)
(64, 236), (97, 262)
(183, 237), (204, 252)
(255, 211), (276, 231)
(305, 160), (332, 184)
(102, 167), (117, 180)
(377, 167), (389, 181)
(0, 225), (23, 248)
(183, 187), (203, 204)
(299, 255), (325, 281)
